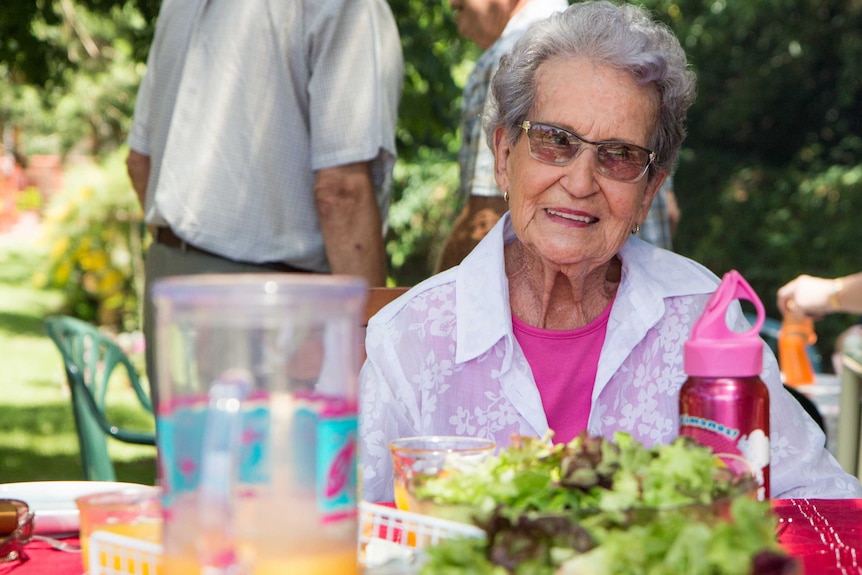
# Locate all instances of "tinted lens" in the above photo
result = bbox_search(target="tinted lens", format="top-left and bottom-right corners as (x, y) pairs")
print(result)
(527, 124), (579, 164)
(596, 143), (650, 181)
(525, 123), (651, 182)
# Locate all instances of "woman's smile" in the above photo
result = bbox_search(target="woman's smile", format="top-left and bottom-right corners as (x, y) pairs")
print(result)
(544, 208), (599, 226)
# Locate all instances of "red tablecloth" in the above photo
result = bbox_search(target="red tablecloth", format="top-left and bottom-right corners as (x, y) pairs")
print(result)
(2, 499), (860, 575)
(772, 498), (862, 575)
(0, 537), (81, 575)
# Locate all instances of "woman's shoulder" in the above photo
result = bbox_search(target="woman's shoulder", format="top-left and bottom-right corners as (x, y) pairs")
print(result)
(621, 238), (720, 298)
(368, 271), (458, 327)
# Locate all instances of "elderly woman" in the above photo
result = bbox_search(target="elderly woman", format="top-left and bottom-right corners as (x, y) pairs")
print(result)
(360, 1), (862, 503)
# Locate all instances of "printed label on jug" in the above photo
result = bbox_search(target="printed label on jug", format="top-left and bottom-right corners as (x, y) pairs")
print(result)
(158, 391), (358, 523)
(680, 415), (770, 500)
(157, 397), (271, 508)
(294, 393), (358, 523)
(316, 414), (358, 522)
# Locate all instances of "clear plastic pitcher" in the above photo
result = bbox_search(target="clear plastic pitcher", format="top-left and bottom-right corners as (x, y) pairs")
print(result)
(152, 274), (367, 575)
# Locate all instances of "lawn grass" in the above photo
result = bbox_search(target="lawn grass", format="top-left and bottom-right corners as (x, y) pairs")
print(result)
(0, 233), (157, 485)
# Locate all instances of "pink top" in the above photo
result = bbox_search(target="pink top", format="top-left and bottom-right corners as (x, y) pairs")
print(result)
(512, 302), (613, 443)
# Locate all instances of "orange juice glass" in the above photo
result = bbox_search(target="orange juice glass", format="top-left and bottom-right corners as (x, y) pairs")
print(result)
(75, 486), (162, 573)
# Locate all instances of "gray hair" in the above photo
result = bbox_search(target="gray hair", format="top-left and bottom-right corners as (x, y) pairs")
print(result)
(485, 0), (696, 175)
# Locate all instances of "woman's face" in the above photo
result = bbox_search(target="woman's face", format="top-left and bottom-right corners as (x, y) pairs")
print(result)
(494, 57), (666, 269)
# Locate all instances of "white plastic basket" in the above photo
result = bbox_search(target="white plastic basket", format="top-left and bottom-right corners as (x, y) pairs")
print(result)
(86, 504), (483, 573)
(358, 502), (484, 568)
(88, 531), (163, 575)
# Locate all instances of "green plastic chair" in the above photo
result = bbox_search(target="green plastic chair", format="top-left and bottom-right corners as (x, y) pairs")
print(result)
(44, 315), (156, 481)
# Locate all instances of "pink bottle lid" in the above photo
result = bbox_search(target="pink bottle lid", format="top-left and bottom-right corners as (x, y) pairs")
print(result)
(684, 270), (765, 377)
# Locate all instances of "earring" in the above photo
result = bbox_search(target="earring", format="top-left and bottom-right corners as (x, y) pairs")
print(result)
(504, 191), (510, 202)
(631, 223), (640, 235)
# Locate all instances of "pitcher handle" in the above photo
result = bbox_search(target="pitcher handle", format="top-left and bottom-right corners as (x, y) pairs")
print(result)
(196, 372), (252, 574)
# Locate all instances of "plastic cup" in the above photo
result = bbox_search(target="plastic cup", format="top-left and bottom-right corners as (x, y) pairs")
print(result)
(389, 436), (495, 514)
(75, 486), (161, 573)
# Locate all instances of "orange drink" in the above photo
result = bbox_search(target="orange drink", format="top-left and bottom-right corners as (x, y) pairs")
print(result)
(163, 491), (358, 574)
(165, 543), (357, 575)
(75, 486), (162, 573)
(393, 481), (412, 512)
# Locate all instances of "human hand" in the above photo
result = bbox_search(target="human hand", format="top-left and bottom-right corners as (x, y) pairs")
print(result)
(776, 274), (836, 317)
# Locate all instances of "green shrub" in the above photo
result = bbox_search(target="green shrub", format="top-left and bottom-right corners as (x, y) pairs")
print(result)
(386, 148), (461, 286)
(35, 149), (145, 332)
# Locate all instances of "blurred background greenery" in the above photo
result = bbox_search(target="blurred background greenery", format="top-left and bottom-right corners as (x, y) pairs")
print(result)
(0, 0), (860, 388)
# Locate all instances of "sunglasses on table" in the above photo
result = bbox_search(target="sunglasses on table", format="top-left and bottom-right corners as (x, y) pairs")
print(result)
(0, 499), (34, 562)
(520, 121), (656, 183)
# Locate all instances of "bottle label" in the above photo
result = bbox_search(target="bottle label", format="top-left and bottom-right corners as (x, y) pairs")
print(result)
(680, 414), (770, 501)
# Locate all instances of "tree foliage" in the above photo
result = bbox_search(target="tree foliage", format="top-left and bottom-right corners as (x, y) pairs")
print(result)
(388, 0), (477, 161)
(0, 0), (153, 155)
(640, 0), (862, 354)
(0, 0), (158, 87)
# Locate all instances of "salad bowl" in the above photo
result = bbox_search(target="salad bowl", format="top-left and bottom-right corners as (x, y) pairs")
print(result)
(405, 432), (798, 575)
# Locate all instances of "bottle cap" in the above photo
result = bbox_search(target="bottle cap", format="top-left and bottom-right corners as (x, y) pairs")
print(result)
(684, 270), (765, 377)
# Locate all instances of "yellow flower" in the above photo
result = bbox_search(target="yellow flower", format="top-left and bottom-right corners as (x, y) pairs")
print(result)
(55, 261), (72, 285)
(77, 236), (92, 253)
(98, 269), (124, 294)
(50, 237), (71, 260)
(80, 250), (109, 272)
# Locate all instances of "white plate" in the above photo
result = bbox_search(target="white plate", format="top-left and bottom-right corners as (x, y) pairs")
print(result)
(0, 481), (151, 535)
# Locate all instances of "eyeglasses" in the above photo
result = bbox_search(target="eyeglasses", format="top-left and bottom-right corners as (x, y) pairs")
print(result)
(520, 121), (656, 183)
(0, 499), (34, 562)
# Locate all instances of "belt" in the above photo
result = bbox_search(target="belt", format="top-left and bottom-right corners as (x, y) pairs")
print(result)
(153, 227), (315, 274)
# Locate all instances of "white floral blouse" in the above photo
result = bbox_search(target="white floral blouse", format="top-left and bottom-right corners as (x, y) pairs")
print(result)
(359, 214), (862, 503)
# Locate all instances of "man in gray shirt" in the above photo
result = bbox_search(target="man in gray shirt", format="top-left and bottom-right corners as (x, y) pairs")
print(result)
(126, 0), (403, 401)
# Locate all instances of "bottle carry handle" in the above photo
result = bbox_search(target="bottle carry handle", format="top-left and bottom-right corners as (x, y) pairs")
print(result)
(690, 270), (765, 342)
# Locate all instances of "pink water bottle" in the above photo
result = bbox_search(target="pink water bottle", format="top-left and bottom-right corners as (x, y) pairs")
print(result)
(680, 270), (770, 500)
